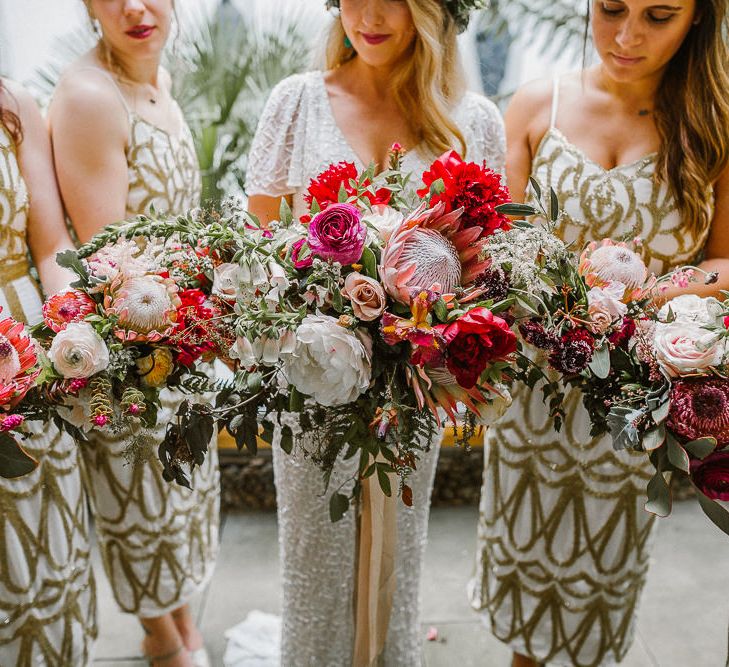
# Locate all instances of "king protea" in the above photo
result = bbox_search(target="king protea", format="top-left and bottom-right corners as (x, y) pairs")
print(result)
(0, 312), (40, 408)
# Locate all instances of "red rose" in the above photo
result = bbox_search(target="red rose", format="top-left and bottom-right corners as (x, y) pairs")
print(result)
(690, 450), (729, 501)
(436, 307), (516, 388)
(417, 150), (511, 237)
(305, 161), (391, 211)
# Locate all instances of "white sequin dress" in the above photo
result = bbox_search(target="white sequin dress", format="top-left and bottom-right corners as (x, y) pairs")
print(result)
(245, 70), (506, 665)
(0, 123), (97, 665)
(470, 78), (713, 666)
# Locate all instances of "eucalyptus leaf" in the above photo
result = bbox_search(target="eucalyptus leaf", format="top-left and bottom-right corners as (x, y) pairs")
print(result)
(587, 344), (610, 379)
(683, 437), (717, 460)
(645, 471), (672, 517)
(529, 177), (542, 200)
(643, 424), (666, 452)
(666, 437), (690, 473)
(692, 483), (729, 536)
(650, 399), (670, 424)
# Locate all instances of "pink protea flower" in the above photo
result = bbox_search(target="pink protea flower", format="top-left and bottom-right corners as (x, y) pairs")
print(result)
(667, 378), (729, 446)
(0, 313), (40, 408)
(104, 274), (181, 342)
(43, 289), (97, 332)
(379, 201), (490, 304)
(578, 239), (654, 300)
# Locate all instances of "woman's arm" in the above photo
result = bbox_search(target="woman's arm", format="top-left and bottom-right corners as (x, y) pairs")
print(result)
(49, 72), (129, 243)
(247, 193), (294, 227)
(5, 81), (73, 295)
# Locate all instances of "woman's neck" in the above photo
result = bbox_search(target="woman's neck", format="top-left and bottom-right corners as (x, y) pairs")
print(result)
(343, 57), (396, 100)
(593, 63), (664, 111)
(97, 43), (160, 88)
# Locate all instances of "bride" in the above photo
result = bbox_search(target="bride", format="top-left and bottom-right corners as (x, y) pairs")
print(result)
(243, 0), (504, 664)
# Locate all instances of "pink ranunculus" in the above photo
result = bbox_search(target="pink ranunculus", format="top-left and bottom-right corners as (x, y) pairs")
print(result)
(307, 203), (366, 265)
(342, 272), (386, 321)
(291, 239), (313, 269)
(690, 450), (729, 501)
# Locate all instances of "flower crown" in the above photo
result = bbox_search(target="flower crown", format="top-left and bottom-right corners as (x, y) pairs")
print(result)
(325, 0), (485, 34)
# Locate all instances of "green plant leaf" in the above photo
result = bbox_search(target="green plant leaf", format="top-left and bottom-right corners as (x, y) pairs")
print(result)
(692, 483), (729, 536)
(329, 492), (350, 522)
(643, 424), (666, 451)
(496, 203), (537, 217)
(0, 432), (38, 479)
(279, 424), (294, 455)
(587, 344), (610, 379)
(666, 437), (690, 473)
(360, 247), (378, 279)
(433, 298), (449, 322)
(650, 399), (670, 424)
(376, 463), (392, 497)
(645, 471), (672, 517)
(683, 437), (717, 460)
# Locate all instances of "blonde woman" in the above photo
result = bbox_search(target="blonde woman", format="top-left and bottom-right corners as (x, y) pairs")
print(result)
(48, 2), (219, 666)
(0, 78), (97, 666)
(245, 0), (503, 664)
(471, 1), (729, 666)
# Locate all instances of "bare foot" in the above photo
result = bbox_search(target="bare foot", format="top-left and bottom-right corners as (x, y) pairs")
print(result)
(512, 653), (542, 667)
(141, 614), (193, 667)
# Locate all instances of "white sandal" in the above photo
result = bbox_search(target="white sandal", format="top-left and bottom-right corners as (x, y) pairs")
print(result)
(189, 647), (211, 667)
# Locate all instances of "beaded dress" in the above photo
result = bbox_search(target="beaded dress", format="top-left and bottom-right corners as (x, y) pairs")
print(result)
(245, 70), (506, 665)
(470, 78), (713, 666)
(73, 69), (220, 617)
(0, 123), (97, 665)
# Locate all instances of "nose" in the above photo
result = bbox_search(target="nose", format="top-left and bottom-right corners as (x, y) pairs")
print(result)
(614, 16), (644, 50)
(360, 0), (385, 27)
(123, 0), (145, 16)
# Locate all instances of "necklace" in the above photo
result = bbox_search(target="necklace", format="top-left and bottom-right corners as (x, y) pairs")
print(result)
(638, 109), (651, 116)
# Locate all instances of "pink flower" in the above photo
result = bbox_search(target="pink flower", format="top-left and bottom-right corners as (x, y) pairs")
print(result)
(291, 239), (313, 269)
(0, 414), (24, 431)
(43, 289), (97, 332)
(579, 239), (653, 300)
(307, 203), (366, 265)
(0, 313), (40, 409)
(342, 273), (387, 321)
(379, 201), (490, 304)
(93, 414), (109, 427)
(668, 378), (729, 446)
(587, 282), (627, 334)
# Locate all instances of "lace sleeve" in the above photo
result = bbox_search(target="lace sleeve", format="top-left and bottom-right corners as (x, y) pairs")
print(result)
(245, 74), (308, 197)
(462, 93), (507, 178)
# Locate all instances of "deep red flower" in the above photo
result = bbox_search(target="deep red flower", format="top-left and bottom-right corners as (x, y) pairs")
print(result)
(690, 450), (729, 501)
(608, 317), (636, 348)
(174, 289), (219, 366)
(436, 307), (516, 388)
(549, 328), (595, 375)
(418, 150), (511, 237)
(304, 161), (391, 211)
(667, 378), (729, 447)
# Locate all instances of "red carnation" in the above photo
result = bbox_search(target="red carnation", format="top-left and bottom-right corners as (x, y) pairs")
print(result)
(418, 150), (511, 237)
(436, 307), (517, 389)
(304, 161), (391, 212)
(549, 328), (595, 375)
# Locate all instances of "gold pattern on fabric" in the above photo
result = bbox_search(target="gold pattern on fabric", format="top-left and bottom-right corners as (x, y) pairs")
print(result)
(0, 125), (96, 665)
(80, 114), (218, 617)
(471, 127), (713, 666)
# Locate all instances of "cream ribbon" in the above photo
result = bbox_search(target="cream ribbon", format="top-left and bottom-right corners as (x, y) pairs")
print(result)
(353, 471), (399, 667)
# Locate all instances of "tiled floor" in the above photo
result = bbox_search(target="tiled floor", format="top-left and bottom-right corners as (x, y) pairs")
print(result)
(93, 502), (729, 666)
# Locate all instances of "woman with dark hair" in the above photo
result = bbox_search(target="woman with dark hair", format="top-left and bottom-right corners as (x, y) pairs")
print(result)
(246, 0), (504, 663)
(471, 1), (729, 666)
(49, 2), (219, 665)
(0, 78), (97, 665)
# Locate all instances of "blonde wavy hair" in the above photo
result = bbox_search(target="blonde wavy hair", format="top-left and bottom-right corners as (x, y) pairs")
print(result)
(325, 0), (467, 157)
(651, 0), (729, 235)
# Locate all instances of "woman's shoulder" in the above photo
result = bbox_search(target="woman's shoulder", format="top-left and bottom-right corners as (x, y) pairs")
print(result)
(458, 90), (501, 120)
(266, 71), (322, 106)
(0, 78), (36, 118)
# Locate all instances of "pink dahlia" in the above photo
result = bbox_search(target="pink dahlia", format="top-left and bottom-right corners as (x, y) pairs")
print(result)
(307, 203), (366, 265)
(43, 289), (97, 332)
(104, 274), (181, 342)
(667, 378), (729, 446)
(0, 313), (39, 408)
(379, 201), (491, 304)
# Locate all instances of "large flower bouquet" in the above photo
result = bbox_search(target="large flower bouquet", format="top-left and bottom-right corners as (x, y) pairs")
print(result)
(30, 237), (233, 482)
(506, 190), (729, 534)
(90, 147), (518, 517)
(0, 309), (48, 478)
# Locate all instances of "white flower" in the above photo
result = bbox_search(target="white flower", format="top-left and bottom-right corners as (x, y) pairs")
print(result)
(475, 383), (513, 425)
(0, 333), (21, 383)
(265, 261), (290, 306)
(652, 320), (725, 377)
(363, 205), (404, 244)
(587, 281), (628, 333)
(230, 330), (297, 369)
(281, 315), (372, 406)
(230, 336), (257, 368)
(658, 294), (723, 327)
(48, 322), (109, 378)
(212, 263), (240, 301)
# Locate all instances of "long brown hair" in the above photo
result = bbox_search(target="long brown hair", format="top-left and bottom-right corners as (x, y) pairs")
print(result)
(0, 80), (22, 145)
(325, 0), (467, 157)
(587, 0), (729, 234)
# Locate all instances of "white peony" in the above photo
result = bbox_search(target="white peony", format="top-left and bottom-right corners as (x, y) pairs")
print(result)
(212, 263), (240, 301)
(281, 315), (372, 406)
(48, 322), (110, 378)
(652, 320), (725, 377)
(363, 205), (405, 244)
(658, 294), (723, 327)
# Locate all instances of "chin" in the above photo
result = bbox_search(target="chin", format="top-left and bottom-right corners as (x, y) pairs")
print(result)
(601, 61), (655, 84)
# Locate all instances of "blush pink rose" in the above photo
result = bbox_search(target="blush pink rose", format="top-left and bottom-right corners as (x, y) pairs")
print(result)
(342, 272), (386, 321)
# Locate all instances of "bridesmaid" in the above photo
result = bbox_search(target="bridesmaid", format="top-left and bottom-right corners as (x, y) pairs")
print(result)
(471, 1), (729, 666)
(48, 2), (219, 666)
(0, 78), (97, 665)
(246, 0), (505, 664)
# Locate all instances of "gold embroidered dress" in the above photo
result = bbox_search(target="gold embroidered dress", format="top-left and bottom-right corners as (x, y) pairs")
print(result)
(78, 71), (220, 617)
(0, 124), (97, 665)
(471, 79), (712, 666)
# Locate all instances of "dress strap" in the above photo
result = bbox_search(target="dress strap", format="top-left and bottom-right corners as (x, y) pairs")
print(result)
(549, 76), (560, 129)
(74, 66), (132, 120)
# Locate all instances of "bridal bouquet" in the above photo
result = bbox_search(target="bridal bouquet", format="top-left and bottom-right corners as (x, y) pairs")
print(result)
(92, 147), (518, 516)
(31, 236), (232, 476)
(505, 191), (729, 534)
